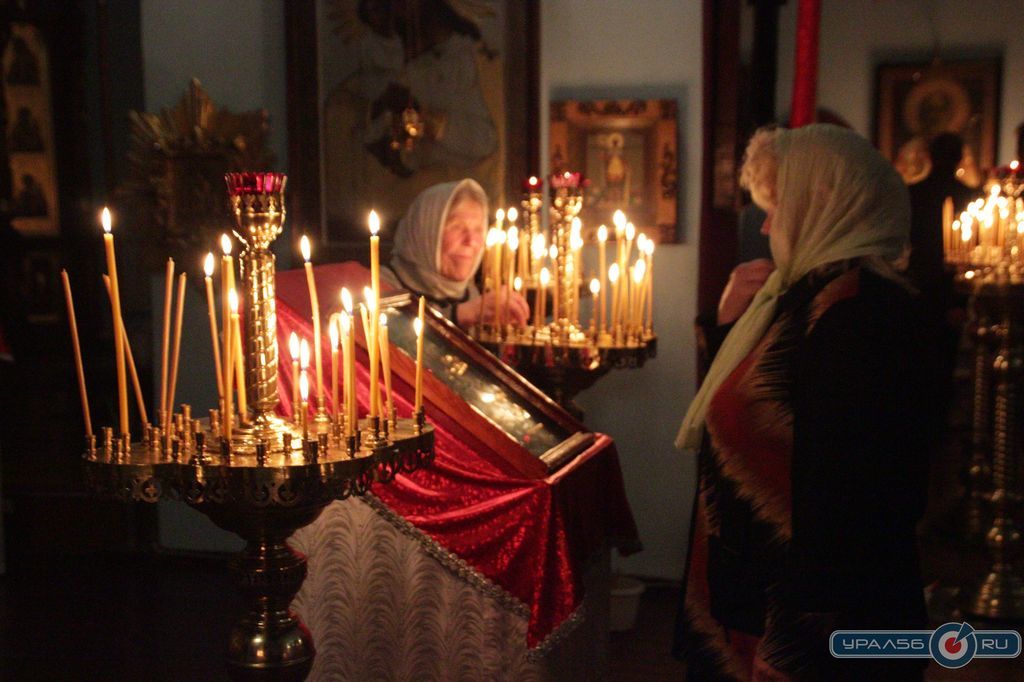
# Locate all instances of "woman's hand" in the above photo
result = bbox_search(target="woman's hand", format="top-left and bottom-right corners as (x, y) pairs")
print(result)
(718, 258), (775, 324)
(456, 290), (530, 328)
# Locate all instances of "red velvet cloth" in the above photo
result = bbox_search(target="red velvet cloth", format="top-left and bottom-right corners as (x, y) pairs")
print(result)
(276, 262), (639, 647)
(789, 0), (821, 128)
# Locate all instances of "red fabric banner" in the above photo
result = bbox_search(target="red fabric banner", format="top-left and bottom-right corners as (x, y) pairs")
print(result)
(789, 0), (822, 128)
(275, 263), (640, 647)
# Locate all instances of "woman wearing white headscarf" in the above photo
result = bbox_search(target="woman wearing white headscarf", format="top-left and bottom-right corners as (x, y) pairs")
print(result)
(674, 125), (937, 681)
(385, 178), (529, 327)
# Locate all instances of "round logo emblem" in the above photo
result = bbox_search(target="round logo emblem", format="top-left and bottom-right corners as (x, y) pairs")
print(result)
(929, 622), (977, 669)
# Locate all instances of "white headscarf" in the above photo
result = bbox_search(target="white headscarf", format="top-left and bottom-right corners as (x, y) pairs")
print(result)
(676, 124), (910, 450)
(389, 179), (488, 301)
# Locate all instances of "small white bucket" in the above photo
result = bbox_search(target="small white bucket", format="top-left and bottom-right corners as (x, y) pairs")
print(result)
(609, 575), (645, 632)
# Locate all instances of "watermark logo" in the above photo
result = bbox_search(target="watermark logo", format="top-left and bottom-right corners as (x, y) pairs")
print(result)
(830, 622), (1020, 669)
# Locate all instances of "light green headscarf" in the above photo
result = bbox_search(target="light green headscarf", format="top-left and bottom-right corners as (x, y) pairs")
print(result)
(675, 124), (910, 451)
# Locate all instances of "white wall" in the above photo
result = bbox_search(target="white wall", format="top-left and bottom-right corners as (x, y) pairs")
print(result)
(142, 0), (286, 552)
(542, 0), (703, 580)
(776, 0), (1024, 163)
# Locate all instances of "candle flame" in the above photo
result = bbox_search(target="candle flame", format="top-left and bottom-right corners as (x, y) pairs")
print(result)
(221, 233), (232, 256)
(299, 372), (309, 401)
(300, 235), (311, 262)
(637, 233), (647, 251)
(1012, 160), (1020, 171)
(496, 229), (507, 245)
(101, 207), (112, 233)
(531, 234), (546, 259)
(508, 229), (519, 251)
(548, 244), (557, 260)
(507, 207), (518, 223)
(597, 225), (608, 242)
(609, 263), (620, 282)
(613, 210), (626, 229)
(289, 332), (299, 360)
(625, 222), (636, 241)
(539, 267), (550, 286)
(634, 259), (647, 282)
(300, 339), (310, 369)
(228, 288), (239, 313)
(204, 252), (215, 277)
(341, 287), (353, 313)
(363, 286), (376, 312)
(495, 208), (505, 224)
(528, 175), (539, 186)
(643, 240), (655, 256)
(414, 317), (423, 337)
(329, 320), (339, 349)
(514, 276), (522, 291)
(379, 312), (388, 328)
(369, 210), (381, 236)
(590, 278), (600, 294)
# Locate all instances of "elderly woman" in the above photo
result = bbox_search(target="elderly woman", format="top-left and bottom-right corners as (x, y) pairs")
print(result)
(385, 178), (529, 328)
(674, 125), (936, 681)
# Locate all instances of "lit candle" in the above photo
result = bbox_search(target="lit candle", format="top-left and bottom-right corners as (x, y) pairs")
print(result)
(299, 337), (310, 423)
(329, 316), (339, 417)
(414, 295), (425, 412)
(223, 288), (237, 439)
(159, 257), (174, 424)
(101, 207), (129, 436)
(300, 235), (325, 410)
(341, 287), (355, 435)
(369, 210), (381, 364)
(509, 206), (524, 280)
(609, 262), (620, 336)
(379, 313), (393, 423)
(623, 222), (636, 330)
(220, 234), (233, 417)
(589, 278), (600, 336)
(644, 240), (655, 332)
(61, 269), (92, 438)
(231, 287), (247, 423)
(548, 244), (559, 323)
(505, 228), (518, 331)
(102, 274), (148, 428)
(341, 312), (354, 436)
(571, 218), (584, 326)
(537, 267), (550, 328)
(167, 272), (187, 424)
(531, 233), (546, 284)
(299, 370), (309, 440)
(289, 332), (300, 418)
(364, 287), (379, 419)
(597, 225), (608, 333)
(203, 253), (224, 401)
(942, 197), (954, 258)
(632, 259), (647, 336)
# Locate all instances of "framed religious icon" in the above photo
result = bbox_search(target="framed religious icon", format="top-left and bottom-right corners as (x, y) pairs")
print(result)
(4, 22), (59, 236)
(549, 98), (679, 243)
(875, 59), (1000, 188)
(285, 0), (539, 259)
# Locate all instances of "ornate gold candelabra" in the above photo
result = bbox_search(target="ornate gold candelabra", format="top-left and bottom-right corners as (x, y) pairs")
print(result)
(945, 167), (1024, 620)
(80, 173), (434, 680)
(471, 173), (656, 417)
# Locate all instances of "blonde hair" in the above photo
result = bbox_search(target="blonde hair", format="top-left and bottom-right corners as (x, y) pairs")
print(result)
(739, 126), (780, 210)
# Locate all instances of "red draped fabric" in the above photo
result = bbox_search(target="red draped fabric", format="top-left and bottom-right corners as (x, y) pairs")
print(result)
(275, 262), (639, 647)
(789, 0), (821, 128)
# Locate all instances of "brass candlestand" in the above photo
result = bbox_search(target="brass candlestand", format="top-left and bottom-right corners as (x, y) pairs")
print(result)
(83, 173), (434, 680)
(959, 272), (1024, 620)
(471, 173), (657, 418)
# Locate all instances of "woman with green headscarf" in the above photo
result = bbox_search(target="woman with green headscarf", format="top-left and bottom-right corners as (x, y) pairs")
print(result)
(384, 178), (530, 327)
(674, 125), (937, 681)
